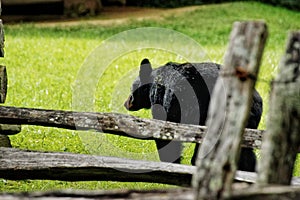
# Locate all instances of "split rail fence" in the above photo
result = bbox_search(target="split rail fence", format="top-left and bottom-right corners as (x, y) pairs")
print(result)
(0, 7), (299, 200)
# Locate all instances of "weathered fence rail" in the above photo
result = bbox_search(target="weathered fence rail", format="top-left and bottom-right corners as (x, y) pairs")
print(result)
(0, 106), (264, 148)
(3, 186), (300, 200)
(0, 147), (194, 187)
(1, 147), (300, 187)
(0, 19), (299, 200)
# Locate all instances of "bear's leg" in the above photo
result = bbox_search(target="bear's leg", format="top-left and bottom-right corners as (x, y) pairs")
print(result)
(238, 148), (256, 172)
(155, 139), (181, 164)
(191, 146), (256, 172)
(191, 144), (199, 165)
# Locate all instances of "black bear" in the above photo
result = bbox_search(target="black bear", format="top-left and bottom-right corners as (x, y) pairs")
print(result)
(124, 58), (262, 172)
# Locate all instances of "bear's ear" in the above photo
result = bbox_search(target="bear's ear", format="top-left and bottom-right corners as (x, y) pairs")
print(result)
(139, 58), (152, 84)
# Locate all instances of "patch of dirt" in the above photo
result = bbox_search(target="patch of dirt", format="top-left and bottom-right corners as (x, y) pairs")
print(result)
(99, 6), (200, 20)
(3, 6), (201, 27)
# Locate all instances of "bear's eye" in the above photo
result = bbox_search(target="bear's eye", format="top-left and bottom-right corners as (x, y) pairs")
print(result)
(129, 95), (134, 103)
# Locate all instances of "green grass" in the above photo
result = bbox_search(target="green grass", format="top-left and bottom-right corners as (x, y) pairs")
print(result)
(1, 1), (300, 192)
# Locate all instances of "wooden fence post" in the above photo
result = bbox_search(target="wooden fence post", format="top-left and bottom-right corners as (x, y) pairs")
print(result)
(192, 21), (268, 200)
(257, 31), (300, 185)
(0, 19), (4, 58)
(0, 1), (21, 147)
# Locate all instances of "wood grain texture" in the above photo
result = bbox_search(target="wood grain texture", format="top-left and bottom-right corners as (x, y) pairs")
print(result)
(0, 65), (6, 102)
(257, 31), (300, 185)
(193, 21), (268, 200)
(2, 186), (300, 200)
(3, 147), (298, 186)
(0, 20), (3, 57)
(0, 147), (194, 187)
(0, 106), (264, 148)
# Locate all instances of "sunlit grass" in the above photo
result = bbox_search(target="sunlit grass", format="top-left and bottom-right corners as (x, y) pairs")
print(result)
(1, 1), (300, 192)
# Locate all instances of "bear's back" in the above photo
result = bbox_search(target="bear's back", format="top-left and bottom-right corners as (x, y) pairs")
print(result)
(150, 62), (220, 124)
(152, 62), (220, 95)
(152, 62), (220, 91)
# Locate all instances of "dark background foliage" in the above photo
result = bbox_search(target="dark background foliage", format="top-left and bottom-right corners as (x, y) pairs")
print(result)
(126, 0), (300, 11)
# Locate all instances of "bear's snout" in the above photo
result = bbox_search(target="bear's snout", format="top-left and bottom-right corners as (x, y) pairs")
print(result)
(124, 95), (133, 110)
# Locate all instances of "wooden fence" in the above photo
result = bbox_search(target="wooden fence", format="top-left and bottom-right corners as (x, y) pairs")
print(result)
(0, 15), (299, 200)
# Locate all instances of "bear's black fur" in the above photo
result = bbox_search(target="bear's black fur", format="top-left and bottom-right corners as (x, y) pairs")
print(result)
(124, 58), (263, 172)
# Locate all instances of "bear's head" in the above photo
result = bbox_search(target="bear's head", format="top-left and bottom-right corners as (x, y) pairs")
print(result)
(124, 58), (153, 111)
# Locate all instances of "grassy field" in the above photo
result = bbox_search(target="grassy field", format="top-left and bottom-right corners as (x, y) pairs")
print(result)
(1, 1), (300, 192)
